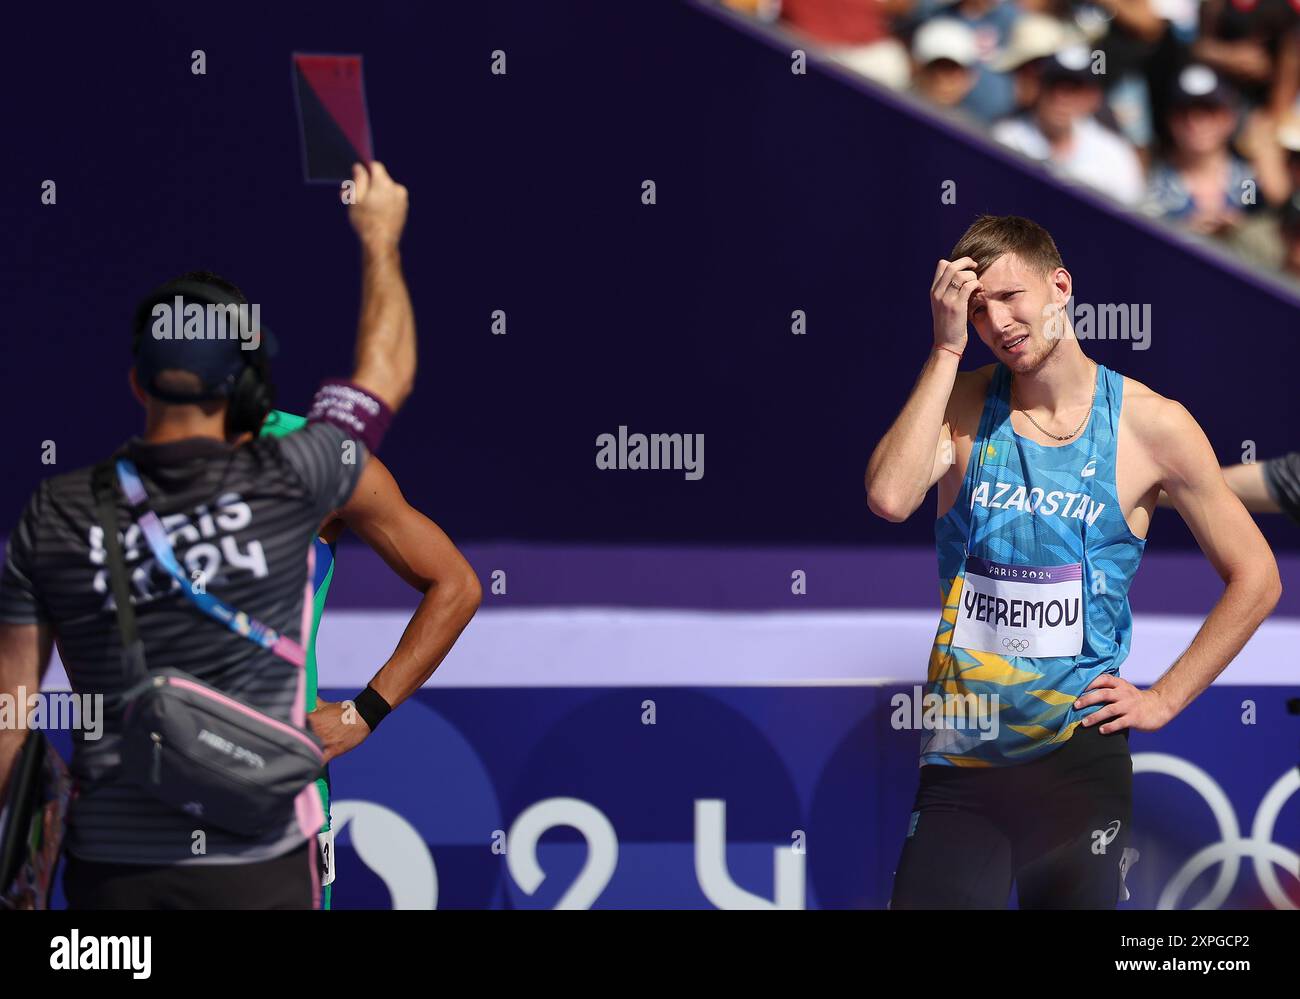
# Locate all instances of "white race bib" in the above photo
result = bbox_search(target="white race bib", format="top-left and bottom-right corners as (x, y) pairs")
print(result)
(951, 555), (1084, 658)
(318, 826), (337, 887)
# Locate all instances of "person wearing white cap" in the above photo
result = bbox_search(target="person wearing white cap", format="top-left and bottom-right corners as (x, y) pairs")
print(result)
(907, 0), (1021, 121)
(991, 46), (1146, 206)
(1142, 65), (1263, 234)
(911, 18), (980, 109)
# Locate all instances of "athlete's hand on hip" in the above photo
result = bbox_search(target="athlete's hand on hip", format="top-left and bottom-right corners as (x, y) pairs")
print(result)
(1075, 674), (1172, 734)
(931, 257), (981, 355)
(307, 699), (373, 763)
(346, 161), (409, 252)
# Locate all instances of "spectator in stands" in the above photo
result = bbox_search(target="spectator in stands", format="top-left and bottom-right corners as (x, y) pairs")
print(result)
(911, 18), (980, 110)
(992, 46), (1146, 204)
(1280, 192), (1300, 278)
(992, 13), (1079, 115)
(1091, 0), (1170, 155)
(1271, 22), (1300, 118)
(1192, 0), (1298, 111)
(1225, 112), (1300, 268)
(908, 0), (1021, 120)
(1143, 66), (1264, 235)
(779, 0), (915, 89)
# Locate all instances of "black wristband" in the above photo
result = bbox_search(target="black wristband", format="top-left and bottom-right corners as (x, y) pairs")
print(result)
(352, 685), (392, 732)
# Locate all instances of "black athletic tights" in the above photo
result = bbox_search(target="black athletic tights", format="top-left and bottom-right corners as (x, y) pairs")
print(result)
(63, 841), (316, 910)
(890, 723), (1133, 909)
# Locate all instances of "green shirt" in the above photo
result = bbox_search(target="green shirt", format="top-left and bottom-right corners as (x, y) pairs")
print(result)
(259, 410), (336, 869)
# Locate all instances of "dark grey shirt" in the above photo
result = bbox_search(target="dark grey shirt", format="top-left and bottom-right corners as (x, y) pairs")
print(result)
(0, 423), (365, 864)
(1264, 454), (1300, 526)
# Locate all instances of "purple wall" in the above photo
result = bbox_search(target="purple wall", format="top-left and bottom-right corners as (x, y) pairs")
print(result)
(5, 0), (1299, 556)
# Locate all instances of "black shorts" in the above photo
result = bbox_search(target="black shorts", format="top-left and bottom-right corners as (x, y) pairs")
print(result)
(890, 723), (1134, 909)
(63, 840), (317, 910)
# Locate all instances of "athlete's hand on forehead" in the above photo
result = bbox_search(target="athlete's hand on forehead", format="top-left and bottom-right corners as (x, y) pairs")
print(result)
(931, 257), (982, 353)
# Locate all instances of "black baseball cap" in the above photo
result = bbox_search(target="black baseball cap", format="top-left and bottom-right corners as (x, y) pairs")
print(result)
(1169, 65), (1236, 110)
(1041, 46), (1098, 85)
(132, 277), (278, 403)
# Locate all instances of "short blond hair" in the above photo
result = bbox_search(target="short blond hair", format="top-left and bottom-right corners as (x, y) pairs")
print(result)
(951, 215), (1063, 278)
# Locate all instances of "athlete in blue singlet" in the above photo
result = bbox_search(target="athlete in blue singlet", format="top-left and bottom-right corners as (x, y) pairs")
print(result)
(866, 215), (1281, 908)
(926, 361), (1145, 766)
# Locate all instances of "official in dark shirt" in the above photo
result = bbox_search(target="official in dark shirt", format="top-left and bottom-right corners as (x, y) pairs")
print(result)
(0, 162), (421, 909)
(1158, 455), (1300, 524)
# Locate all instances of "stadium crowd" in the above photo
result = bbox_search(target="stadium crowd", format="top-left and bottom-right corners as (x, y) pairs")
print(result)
(719, 0), (1300, 280)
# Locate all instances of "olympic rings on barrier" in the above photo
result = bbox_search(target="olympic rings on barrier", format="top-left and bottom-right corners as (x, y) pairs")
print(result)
(1133, 754), (1300, 910)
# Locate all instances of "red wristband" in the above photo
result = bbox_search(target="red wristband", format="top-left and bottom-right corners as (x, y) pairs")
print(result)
(934, 344), (963, 360)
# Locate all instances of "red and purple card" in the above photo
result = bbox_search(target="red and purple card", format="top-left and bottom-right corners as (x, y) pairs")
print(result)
(292, 53), (374, 183)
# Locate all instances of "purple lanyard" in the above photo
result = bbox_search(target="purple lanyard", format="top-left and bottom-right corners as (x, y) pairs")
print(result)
(115, 459), (306, 668)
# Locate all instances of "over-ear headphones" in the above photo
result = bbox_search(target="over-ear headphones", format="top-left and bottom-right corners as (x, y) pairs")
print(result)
(226, 348), (276, 437)
(132, 277), (277, 437)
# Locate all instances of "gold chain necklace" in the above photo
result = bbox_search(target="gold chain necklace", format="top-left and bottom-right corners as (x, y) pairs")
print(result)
(1011, 366), (1097, 442)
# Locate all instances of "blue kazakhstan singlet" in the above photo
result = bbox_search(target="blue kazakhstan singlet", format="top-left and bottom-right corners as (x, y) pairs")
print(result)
(924, 362), (1146, 767)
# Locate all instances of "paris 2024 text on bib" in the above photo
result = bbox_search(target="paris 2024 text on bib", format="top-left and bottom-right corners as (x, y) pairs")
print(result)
(950, 555), (1084, 658)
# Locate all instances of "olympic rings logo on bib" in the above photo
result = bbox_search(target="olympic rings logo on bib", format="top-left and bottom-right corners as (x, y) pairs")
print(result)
(952, 555), (1084, 658)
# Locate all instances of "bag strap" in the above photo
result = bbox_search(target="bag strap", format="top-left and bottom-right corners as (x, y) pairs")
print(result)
(90, 460), (149, 687)
(113, 458), (306, 668)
